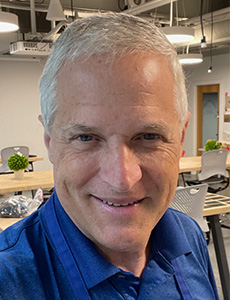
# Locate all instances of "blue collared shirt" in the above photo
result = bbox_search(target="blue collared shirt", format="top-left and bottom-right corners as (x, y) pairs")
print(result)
(0, 191), (219, 299)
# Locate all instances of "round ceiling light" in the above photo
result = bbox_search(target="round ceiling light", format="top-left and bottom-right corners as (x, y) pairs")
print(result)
(0, 11), (19, 33)
(178, 54), (203, 65)
(162, 26), (195, 44)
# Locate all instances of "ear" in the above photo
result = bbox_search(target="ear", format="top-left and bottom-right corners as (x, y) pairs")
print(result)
(181, 112), (190, 146)
(38, 114), (44, 126)
(44, 132), (54, 165)
(38, 115), (54, 164)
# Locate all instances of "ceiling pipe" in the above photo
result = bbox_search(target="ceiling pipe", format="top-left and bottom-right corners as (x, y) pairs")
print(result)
(0, 2), (103, 15)
(183, 7), (230, 26)
(0, 3), (47, 12)
(30, 0), (37, 35)
(170, 0), (173, 26)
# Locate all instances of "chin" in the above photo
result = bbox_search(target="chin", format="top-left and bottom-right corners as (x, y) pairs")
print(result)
(93, 228), (149, 254)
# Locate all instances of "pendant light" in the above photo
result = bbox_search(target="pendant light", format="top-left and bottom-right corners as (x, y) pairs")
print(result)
(162, 0), (194, 44)
(178, 44), (203, 65)
(46, 0), (65, 21)
(178, 53), (203, 65)
(0, 11), (19, 32)
(162, 26), (194, 44)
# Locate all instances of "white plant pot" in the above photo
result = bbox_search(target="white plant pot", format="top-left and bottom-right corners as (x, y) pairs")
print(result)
(14, 169), (25, 179)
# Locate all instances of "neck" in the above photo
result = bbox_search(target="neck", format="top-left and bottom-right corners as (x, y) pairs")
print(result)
(97, 240), (151, 277)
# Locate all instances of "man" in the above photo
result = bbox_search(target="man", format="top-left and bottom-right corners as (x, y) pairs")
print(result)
(0, 12), (218, 299)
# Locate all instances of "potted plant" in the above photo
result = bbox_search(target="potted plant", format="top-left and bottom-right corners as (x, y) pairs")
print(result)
(204, 140), (221, 151)
(8, 153), (29, 179)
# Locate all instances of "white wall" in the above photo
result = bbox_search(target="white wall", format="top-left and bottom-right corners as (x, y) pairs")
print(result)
(182, 53), (230, 157)
(0, 58), (52, 171)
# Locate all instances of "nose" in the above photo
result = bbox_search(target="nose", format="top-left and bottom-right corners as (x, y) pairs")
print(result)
(99, 144), (142, 192)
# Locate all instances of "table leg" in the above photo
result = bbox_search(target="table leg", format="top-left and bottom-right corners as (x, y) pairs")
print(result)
(207, 215), (230, 300)
(28, 161), (34, 172)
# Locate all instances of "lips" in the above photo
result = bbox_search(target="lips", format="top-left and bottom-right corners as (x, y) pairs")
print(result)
(92, 195), (143, 207)
(102, 200), (139, 207)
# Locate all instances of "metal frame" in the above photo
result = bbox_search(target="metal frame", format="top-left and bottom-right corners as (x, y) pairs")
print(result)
(207, 215), (230, 300)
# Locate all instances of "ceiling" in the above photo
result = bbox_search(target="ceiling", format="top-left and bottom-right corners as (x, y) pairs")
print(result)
(0, 0), (230, 57)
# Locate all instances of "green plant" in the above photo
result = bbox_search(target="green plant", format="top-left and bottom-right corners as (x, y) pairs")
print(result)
(8, 153), (29, 171)
(204, 140), (221, 151)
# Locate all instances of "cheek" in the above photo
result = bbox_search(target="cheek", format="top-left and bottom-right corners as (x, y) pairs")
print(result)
(146, 145), (180, 172)
(54, 151), (100, 190)
(142, 147), (180, 192)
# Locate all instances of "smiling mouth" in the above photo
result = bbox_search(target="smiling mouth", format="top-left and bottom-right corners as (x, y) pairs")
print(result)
(92, 195), (143, 207)
(102, 200), (140, 207)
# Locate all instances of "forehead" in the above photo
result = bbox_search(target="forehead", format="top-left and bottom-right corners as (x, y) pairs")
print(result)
(56, 52), (175, 108)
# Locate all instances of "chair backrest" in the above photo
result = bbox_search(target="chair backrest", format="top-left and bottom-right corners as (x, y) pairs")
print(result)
(0, 146), (29, 173)
(170, 183), (209, 232)
(198, 149), (229, 181)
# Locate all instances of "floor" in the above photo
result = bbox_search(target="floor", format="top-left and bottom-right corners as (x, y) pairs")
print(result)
(0, 180), (230, 299)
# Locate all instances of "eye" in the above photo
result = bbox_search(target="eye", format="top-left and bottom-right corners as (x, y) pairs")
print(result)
(76, 134), (93, 142)
(132, 133), (164, 150)
(142, 133), (160, 140)
(70, 134), (94, 142)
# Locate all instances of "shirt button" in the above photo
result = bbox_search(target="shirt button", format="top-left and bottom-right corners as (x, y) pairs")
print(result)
(116, 274), (125, 278)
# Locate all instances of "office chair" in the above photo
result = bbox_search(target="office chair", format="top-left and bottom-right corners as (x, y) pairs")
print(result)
(186, 149), (229, 193)
(0, 146), (29, 174)
(170, 184), (209, 231)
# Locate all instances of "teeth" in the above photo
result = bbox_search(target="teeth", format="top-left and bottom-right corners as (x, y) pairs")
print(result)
(113, 203), (121, 207)
(102, 200), (137, 207)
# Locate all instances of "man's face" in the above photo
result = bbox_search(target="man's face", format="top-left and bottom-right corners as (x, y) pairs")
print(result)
(44, 52), (188, 255)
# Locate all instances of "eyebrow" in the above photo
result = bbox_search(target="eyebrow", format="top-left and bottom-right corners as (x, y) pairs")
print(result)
(60, 124), (98, 133)
(138, 124), (168, 134)
(59, 124), (100, 139)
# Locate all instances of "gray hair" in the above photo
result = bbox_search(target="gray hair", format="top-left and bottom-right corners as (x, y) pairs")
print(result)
(40, 12), (188, 135)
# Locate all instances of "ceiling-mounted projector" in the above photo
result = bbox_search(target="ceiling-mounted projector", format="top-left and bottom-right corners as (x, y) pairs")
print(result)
(9, 41), (52, 56)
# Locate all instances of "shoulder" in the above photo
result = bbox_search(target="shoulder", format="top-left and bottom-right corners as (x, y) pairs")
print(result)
(0, 209), (43, 252)
(165, 207), (204, 236)
(0, 207), (59, 296)
(0, 211), (44, 297)
(154, 208), (209, 261)
(168, 207), (208, 249)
